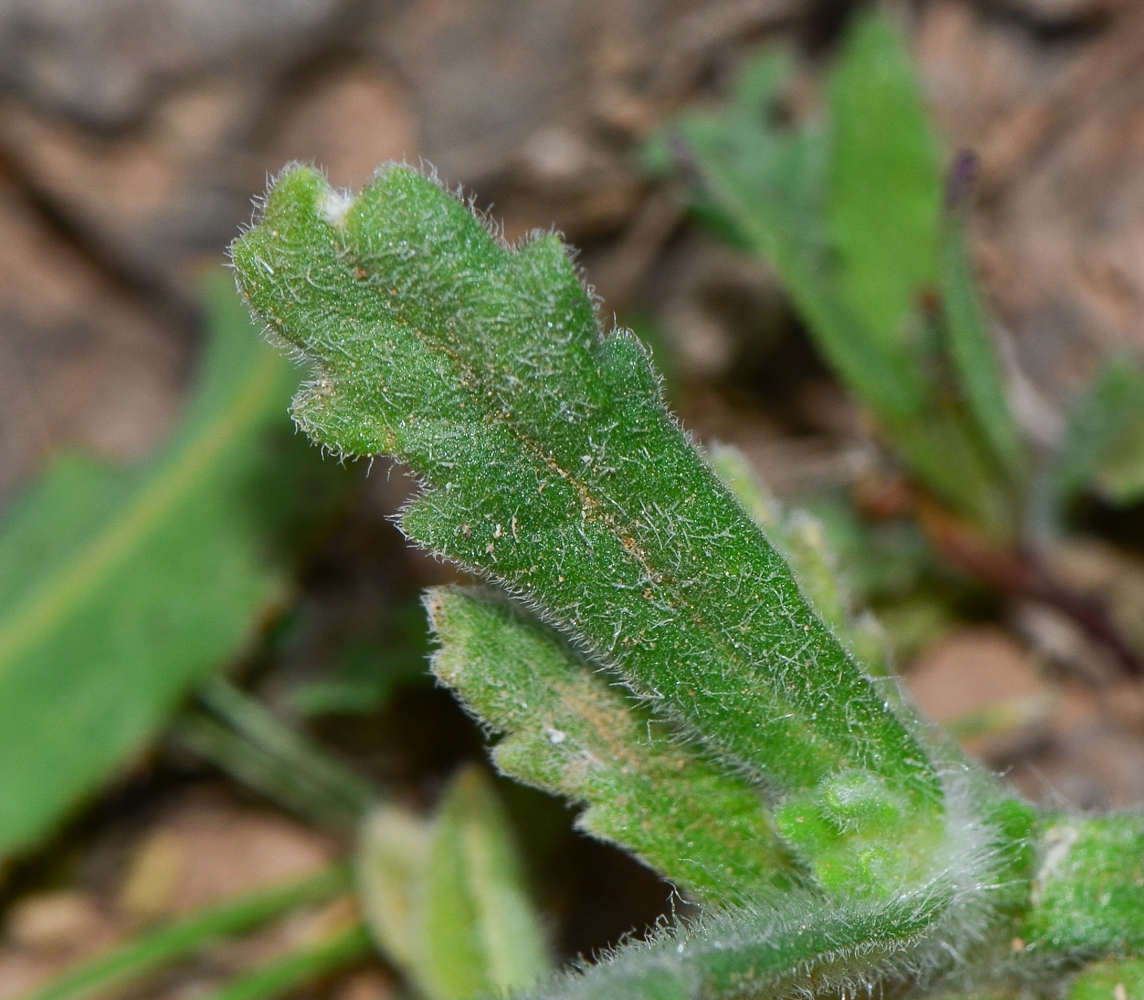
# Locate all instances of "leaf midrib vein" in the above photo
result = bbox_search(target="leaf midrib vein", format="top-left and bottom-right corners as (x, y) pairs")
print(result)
(417, 325), (848, 778)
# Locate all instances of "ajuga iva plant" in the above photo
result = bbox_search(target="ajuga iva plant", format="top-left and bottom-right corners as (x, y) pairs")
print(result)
(647, 11), (1144, 676)
(229, 155), (1144, 999)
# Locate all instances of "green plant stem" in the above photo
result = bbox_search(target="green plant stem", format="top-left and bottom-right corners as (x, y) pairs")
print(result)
(19, 864), (352, 1000)
(199, 921), (373, 1000)
(174, 677), (380, 831)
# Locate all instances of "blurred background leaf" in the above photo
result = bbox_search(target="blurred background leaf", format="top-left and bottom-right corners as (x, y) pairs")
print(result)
(824, 12), (942, 364)
(939, 207), (1025, 483)
(421, 766), (549, 1000)
(662, 13), (1021, 537)
(357, 766), (549, 1000)
(1054, 355), (1144, 512)
(0, 275), (350, 864)
(2, 0), (1144, 995)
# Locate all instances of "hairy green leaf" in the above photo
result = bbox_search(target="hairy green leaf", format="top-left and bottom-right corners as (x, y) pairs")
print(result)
(0, 277), (303, 859)
(1023, 814), (1144, 957)
(708, 445), (890, 675)
(515, 789), (1032, 1000)
(232, 164), (947, 886)
(522, 878), (973, 1000)
(426, 586), (800, 905)
(1069, 957), (1144, 1000)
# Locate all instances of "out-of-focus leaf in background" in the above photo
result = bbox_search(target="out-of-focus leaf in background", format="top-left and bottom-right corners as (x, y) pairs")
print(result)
(422, 767), (550, 1000)
(1068, 957), (1144, 1000)
(659, 12), (1022, 538)
(356, 805), (433, 978)
(825, 13), (942, 363)
(17, 862), (353, 1000)
(288, 599), (430, 717)
(357, 766), (550, 1000)
(1054, 355), (1144, 511)
(939, 207), (1026, 484)
(0, 275), (333, 862)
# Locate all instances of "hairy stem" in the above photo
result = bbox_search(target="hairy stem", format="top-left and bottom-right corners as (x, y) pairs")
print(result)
(524, 879), (974, 1000)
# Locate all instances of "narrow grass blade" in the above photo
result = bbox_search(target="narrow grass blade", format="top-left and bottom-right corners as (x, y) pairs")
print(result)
(190, 677), (380, 827)
(171, 711), (376, 834)
(199, 921), (372, 1000)
(18, 864), (351, 1000)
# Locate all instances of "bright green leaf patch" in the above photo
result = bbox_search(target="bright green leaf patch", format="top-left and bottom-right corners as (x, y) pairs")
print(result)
(1070, 957), (1144, 1000)
(825, 13), (943, 356)
(0, 278), (302, 860)
(1023, 814), (1144, 957)
(708, 445), (891, 675)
